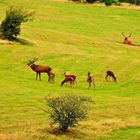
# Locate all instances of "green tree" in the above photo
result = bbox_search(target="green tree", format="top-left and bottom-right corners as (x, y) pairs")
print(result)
(45, 95), (92, 132)
(0, 6), (34, 40)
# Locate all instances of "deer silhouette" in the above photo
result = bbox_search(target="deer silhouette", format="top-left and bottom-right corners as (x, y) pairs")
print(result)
(122, 33), (132, 45)
(27, 57), (53, 82)
(87, 72), (95, 89)
(105, 70), (116, 82)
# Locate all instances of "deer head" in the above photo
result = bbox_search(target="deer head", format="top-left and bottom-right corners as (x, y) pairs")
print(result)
(88, 72), (91, 76)
(27, 57), (38, 66)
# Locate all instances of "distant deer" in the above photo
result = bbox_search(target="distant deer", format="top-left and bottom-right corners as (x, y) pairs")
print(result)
(27, 57), (53, 82)
(87, 72), (95, 89)
(63, 72), (76, 85)
(122, 33), (132, 45)
(61, 76), (75, 87)
(105, 70), (116, 82)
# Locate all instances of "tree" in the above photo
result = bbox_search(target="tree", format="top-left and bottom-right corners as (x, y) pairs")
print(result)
(44, 95), (92, 132)
(0, 6), (34, 40)
(135, 0), (140, 5)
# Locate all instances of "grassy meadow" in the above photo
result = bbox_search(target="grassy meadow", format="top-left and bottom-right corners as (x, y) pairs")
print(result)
(0, 0), (140, 139)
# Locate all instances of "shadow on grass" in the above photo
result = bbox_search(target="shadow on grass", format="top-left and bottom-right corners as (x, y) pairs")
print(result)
(0, 35), (35, 46)
(14, 38), (35, 46)
(38, 127), (85, 139)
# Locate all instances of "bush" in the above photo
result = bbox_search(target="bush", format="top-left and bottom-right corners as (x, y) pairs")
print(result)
(104, 0), (113, 5)
(104, 0), (118, 6)
(0, 6), (34, 40)
(45, 95), (92, 132)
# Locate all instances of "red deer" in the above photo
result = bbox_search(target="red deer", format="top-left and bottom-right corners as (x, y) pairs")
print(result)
(87, 72), (95, 89)
(27, 57), (53, 81)
(106, 70), (116, 82)
(63, 72), (76, 85)
(61, 77), (74, 87)
(122, 33), (132, 45)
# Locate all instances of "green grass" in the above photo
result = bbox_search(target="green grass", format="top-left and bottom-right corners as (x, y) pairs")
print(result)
(0, 0), (140, 139)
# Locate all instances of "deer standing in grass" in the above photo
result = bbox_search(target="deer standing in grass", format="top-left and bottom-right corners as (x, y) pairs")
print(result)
(122, 33), (132, 45)
(87, 72), (95, 89)
(105, 70), (116, 82)
(61, 76), (75, 87)
(63, 72), (76, 85)
(27, 57), (54, 82)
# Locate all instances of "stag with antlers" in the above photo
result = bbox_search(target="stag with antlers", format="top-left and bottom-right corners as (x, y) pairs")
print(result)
(87, 72), (95, 89)
(27, 57), (54, 82)
(122, 33), (132, 45)
(105, 70), (116, 82)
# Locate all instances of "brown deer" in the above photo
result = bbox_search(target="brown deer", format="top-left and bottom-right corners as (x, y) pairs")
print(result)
(61, 76), (75, 87)
(63, 72), (76, 85)
(105, 70), (116, 82)
(122, 33), (132, 45)
(87, 72), (95, 89)
(48, 71), (55, 83)
(27, 57), (53, 81)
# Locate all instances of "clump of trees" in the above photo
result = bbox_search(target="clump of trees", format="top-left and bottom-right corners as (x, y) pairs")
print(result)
(0, 6), (34, 40)
(70, 0), (140, 5)
(44, 95), (93, 132)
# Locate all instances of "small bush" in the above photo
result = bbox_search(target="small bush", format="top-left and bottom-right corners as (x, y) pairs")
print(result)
(44, 95), (92, 132)
(0, 6), (34, 40)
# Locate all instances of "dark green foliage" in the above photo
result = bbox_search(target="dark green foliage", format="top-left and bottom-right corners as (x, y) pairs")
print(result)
(0, 6), (34, 40)
(104, 0), (113, 5)
(135, 0), (140, 5)
(45, 95), (92, 132)
(86, 0), (97, 3)
(104, 0), (119, 6)
(118, 0), (140, 4)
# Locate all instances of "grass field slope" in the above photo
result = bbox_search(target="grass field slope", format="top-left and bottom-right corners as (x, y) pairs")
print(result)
(0, 0), (140, 140)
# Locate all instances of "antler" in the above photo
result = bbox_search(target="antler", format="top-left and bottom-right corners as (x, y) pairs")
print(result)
(28, 57), (38, 64)
(32, 57), (38, 63)
(127, 33), (131, 38)
(122, 32), (126, 38)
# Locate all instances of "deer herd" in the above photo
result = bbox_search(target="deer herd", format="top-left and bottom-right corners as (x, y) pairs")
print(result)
(27, 57), (117, 89)
(27, 33), (135, 89)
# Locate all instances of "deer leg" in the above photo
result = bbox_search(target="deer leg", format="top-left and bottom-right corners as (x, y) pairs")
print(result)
(105, 74), (108, 82)
(70, 81), (73, 87)
(88, 82), (91, 89)
(39, 73), (41, 81)
(36, 73), (38, 80)
(48, 76), (50, 82)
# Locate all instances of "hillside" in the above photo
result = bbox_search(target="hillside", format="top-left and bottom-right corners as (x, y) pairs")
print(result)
(0, 0), (140, 140)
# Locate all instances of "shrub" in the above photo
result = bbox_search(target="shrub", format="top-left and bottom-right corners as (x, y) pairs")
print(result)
(104, 0), (113, 5)
(0, 6), (34, 40)
(45, 95), (92, 132)
(104, 0), (118, 6)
